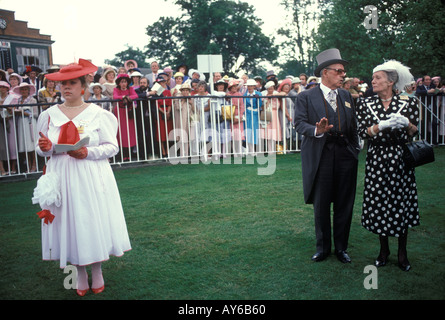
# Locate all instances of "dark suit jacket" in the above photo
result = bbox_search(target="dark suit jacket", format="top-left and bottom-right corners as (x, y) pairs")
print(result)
(294, 85), (360, 204)
(415, 84), (436, 96)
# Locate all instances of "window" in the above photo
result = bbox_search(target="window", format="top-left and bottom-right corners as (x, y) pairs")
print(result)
(16, 47), (49, 73)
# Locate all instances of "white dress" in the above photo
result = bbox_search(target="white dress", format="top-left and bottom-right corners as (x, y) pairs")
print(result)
(33, 103), (131, 268)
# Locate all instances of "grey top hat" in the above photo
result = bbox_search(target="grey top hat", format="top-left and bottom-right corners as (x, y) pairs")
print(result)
(314, 48), (348, 77)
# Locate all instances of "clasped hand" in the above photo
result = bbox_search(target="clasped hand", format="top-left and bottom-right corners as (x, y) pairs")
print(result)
(67, 147), (88, 159)
(378, 113), (409, 131)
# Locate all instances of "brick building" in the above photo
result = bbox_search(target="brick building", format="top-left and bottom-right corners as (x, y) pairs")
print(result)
(0, 9), (54, 74)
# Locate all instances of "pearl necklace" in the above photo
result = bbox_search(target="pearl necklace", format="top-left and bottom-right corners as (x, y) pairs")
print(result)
(380, 96), (393, 102)
(60, 102), (87, 109)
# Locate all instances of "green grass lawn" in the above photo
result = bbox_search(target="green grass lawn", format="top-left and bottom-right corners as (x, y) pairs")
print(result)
(1, 147), (444, 300)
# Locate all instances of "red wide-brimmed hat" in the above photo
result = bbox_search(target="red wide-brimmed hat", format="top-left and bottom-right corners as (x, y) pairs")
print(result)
(45, 59), (98, 81)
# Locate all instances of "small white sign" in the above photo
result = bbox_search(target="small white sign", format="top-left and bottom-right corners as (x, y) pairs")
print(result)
(197, 55), (223, 73)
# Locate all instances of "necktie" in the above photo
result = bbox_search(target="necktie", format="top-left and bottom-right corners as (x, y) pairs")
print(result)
(328, 90), (337, 111)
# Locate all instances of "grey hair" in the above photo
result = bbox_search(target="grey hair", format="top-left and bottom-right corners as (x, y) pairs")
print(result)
(383, 70), (399, 90)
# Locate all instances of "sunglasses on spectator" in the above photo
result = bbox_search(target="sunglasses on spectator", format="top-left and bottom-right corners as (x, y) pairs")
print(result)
(325, 68), (347, 75)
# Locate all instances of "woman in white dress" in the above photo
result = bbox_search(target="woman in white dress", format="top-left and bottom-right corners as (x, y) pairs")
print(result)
(33, 59), (131, 296)
(13, 83), (38, 172)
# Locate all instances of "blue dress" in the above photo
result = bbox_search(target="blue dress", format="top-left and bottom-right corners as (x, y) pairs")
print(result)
(243, 91), (263, 144)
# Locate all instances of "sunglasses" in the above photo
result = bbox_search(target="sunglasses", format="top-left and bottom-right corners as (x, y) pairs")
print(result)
(325, 67), (347, 75)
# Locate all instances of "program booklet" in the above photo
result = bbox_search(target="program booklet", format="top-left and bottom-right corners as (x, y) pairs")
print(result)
(54, 136), (90, 154)
(151, 82), (165, 95)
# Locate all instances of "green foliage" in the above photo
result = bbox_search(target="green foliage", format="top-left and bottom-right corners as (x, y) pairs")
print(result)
(144, 0), (278, 75)
(277, 0), (321, 77)
(313, 0), (445, 80)
(1, 149), (445, 300)
(104, 44), (151, 69)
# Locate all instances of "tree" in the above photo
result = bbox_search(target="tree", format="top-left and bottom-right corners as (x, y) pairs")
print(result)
(105, 45), (151, 69)
(144, 0), (279, 75)
(276, 0), (322, 78)
(313, 0), (445, 80)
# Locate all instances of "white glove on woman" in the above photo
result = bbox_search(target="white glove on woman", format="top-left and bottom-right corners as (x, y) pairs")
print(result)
(390, 113), (410, 128)
(378, 117), (399, 131)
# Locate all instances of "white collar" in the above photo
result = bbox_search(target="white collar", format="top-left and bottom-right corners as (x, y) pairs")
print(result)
(319, 82), (338, 96)
(48, 103), (100, 127)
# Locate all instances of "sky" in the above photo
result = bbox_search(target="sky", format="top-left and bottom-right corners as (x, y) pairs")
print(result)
(0, 0), (289, 69)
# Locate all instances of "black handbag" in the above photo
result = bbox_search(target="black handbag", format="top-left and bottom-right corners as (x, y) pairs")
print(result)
(402, 139), (435, 168)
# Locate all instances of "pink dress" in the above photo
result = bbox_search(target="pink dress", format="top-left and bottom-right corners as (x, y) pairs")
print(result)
(228, 92), (245, 141)
(260, 94), (282, 141)
(113, 87), (138, 147)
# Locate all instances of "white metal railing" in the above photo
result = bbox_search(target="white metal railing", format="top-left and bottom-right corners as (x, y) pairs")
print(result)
(0, 94), (300, 178)
(414, 95), (445, 146)
(1, 93), (443, 179)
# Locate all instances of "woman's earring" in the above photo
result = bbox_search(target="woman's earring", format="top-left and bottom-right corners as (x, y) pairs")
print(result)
(81, 89), (85, 95)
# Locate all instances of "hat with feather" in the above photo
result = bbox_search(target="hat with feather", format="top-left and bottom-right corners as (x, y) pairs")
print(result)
(373, 60), (414, 93)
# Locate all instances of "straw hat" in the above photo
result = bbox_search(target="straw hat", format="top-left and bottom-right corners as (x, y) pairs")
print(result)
(179, 82), (191, 91)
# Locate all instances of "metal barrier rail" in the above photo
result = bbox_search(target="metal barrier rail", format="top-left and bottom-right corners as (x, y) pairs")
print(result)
(415, 95), (445, 146)
(1, 93), (443, 179)
(0, 94), (300, 178)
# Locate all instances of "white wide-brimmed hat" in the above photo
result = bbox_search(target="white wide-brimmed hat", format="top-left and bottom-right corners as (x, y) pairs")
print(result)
(89, 82), (106, 93)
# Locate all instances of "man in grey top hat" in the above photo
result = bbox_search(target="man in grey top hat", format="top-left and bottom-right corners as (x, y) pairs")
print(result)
(294, 48), (360, 263)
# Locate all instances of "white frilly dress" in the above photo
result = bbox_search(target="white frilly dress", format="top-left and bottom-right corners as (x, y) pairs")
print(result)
(32, 104), (131, 268)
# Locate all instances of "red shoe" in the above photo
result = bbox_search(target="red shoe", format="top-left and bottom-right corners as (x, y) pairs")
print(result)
(76, 289), (88, 297)
(92, 285), (104, 294)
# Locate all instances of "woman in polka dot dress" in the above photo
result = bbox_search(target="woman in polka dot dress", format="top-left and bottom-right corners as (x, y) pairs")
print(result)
(356, 60), (419, 271)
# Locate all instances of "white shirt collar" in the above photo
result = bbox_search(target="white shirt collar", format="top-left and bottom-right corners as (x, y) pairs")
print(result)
(319, 82), (338, 97)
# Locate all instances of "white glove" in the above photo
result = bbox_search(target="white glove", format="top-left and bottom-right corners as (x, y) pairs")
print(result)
(391, 113), (409, 128)
(378, 117), (399, 131)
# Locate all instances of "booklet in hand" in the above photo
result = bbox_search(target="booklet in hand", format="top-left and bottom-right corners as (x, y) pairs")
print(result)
(151, 82), (165, 95)
(54, 136), (90, 154)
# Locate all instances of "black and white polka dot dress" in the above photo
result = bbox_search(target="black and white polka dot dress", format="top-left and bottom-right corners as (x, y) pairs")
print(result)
(356, 95), (420, 237)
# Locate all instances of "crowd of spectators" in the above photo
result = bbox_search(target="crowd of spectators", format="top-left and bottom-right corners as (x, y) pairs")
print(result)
(0, 60), (444, 175)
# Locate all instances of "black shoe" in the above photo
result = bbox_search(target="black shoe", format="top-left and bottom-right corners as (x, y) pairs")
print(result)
(311, 251), (329, 262)
(335, 250), (351, 263)
(398, 259), (411, 272)
(375, 258), (387, 267)
(375, 252), (390, 267)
